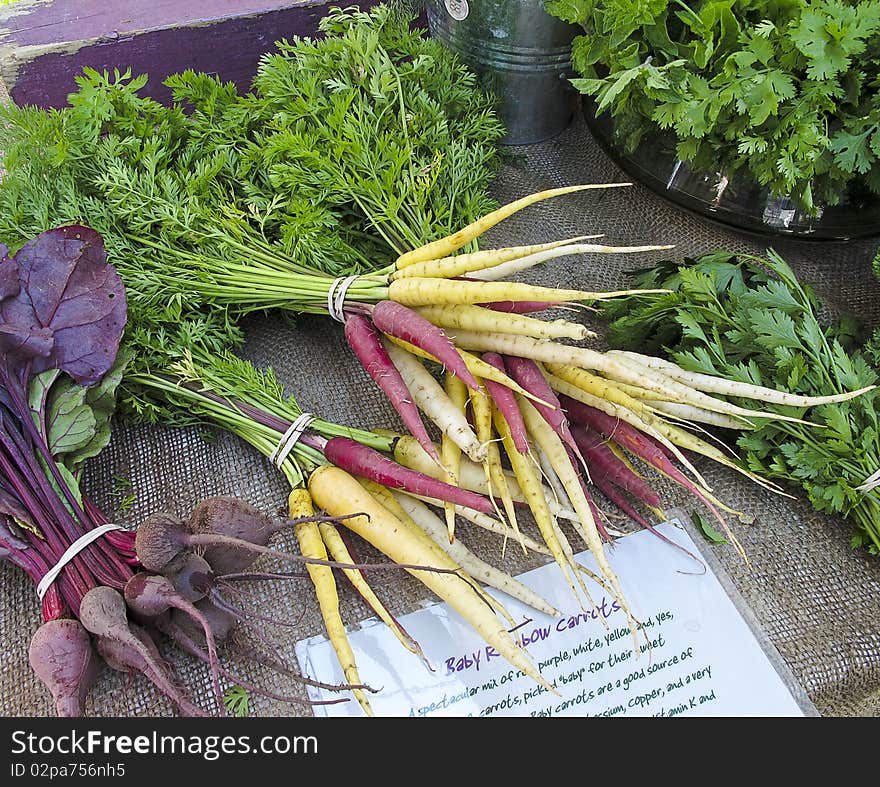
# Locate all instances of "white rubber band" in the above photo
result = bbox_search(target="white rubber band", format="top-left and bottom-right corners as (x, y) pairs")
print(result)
(36, 523), (127, 600)
(856, 468), (880, 493)
(269, 412), (316, 468)
(326, 276), (359, 322)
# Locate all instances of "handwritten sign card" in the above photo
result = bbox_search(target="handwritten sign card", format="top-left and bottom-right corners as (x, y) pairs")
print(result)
(295, 518), (813, 717)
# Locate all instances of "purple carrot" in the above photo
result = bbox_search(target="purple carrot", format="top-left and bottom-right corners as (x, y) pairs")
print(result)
(344, 314), (441, 465)
(479, 301), (557, 314)
(562, 397), (736, 553)
(570, 423), (663, 509)
(480, 352), (531, 454)
(562, 396), (690, 487)
(503, 355), (588, 469)
(322, 436), (495, 514)
(590, 470), (652, 529)
(589, 462), (704, 566)
(370, 300), (481, 391)
(562, 445), (612, 542)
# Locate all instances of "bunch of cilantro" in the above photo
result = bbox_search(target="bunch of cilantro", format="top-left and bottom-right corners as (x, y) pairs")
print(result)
(545, 0), (880, 214)
(601, 249), (880, 554)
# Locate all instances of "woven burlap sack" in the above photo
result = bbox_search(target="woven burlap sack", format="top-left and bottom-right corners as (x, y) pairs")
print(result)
(2, 106), (880, 717)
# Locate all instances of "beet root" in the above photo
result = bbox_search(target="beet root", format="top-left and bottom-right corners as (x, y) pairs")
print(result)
(28, 618), (99, 717)
(187, 496), (275, 573)
(79, 585), (208, 717)
(124, 572), (226, 716)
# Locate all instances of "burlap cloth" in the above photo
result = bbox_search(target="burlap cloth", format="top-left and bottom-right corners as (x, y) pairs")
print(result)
(2, 108), (880, 718)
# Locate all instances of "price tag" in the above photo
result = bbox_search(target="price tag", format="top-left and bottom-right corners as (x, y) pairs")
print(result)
(445, 0), (469, 22)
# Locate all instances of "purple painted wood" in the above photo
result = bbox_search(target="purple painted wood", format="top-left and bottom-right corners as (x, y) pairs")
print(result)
(0, 0), (380, 108)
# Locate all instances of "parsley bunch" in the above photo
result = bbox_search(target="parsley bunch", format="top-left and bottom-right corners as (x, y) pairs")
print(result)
(546, 0), (880, 213)
(601, 250), (880, 554)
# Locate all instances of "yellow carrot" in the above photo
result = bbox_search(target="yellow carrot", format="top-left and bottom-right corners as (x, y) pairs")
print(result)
(390, 236), (599, 280)
(308, 466), (552, 690)
(316, 520), (427, 665)
(518, 396), (639, 643)
(414, 303), (593, 341)
(491, 403), (581, 606)
(542, 362), (710, 488)
(394, 183), (631, 267)
(289, 488), (374, 717)
(391, 491), (561, 618)
(651, 419), (791, 497)
(360, 480), (516, 627)
(389, 277), (665, 307)
(471, 384), (521, 551)
(541, 366), (711, 490)
(441, 371), (468, 543)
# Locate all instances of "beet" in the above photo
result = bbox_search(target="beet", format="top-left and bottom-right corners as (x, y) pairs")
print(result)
(28, 618), (99, 717)
(79, 585), (207, 717)
(163, 553), (215, 603)
(136, 504), (406, 578)
(187, 496), (275, 573)
(125, 572), (226, 715)
(158, 617), (345, 709)
(170, 598), (237, 646)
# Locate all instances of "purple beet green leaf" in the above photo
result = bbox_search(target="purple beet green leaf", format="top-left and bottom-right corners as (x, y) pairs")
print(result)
(0, 225), (127, 387)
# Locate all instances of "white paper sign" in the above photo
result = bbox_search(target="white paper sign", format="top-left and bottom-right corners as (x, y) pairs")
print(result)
(295, 520), (808, 717)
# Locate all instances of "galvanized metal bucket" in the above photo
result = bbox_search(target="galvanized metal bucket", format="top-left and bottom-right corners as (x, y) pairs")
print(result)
(426, 0), (580, 145)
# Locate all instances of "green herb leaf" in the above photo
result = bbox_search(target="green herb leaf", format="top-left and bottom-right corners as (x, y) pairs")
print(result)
(692, 510), (728, 544)
(222, 685), (250, 718)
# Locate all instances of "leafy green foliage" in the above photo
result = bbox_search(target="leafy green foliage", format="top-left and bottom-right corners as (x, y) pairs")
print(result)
(0, 4), (503, 337)
(546, 0), (880, 212)
(692, 510), (728, 544)
(602, 249), (880, 554)
(222, 684), (250, 718)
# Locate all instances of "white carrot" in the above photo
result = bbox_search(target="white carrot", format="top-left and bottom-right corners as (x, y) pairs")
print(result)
(390, 236), (600, 280)
(644, 399), (756, 430)
(449, 503), (552, 555)
(607, 350), (877, 407)
(469, 242), (675, 281)
(383, 334), (556, 407)
(383, 338), (487, 463)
